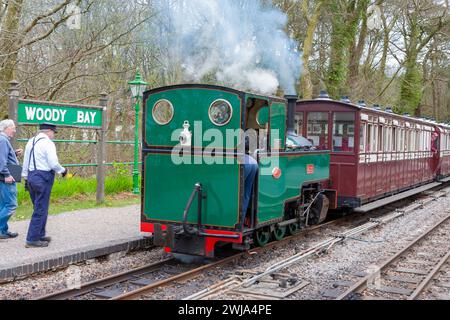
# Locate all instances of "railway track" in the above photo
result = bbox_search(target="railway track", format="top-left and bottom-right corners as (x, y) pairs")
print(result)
(336, 215), (450, 300)
(36, 218), (342, 300)
(111, 219), (342, 300)
(183, 187), (450, 300)
(36, 258), (179, 300)
(35, 185), (449, 300)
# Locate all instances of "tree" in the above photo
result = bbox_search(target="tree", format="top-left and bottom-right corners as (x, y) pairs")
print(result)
(0, 0), (78, 117)
(396, 0), (448, 115)
(326, 0), (369, 98)
(300, 0), (324, 99)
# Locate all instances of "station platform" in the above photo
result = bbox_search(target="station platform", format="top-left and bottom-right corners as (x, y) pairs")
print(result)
(0, 205), (152, 282)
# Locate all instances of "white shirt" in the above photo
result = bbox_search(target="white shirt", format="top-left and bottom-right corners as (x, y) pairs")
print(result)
(22, 132), (65, 178)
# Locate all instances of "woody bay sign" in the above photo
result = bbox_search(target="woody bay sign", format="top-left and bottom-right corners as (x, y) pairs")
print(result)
(17, 100), (103, 128)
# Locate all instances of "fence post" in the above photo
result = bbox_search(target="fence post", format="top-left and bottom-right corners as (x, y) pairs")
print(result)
(96, 93), (108, 204)
(8, 80), (20, 148)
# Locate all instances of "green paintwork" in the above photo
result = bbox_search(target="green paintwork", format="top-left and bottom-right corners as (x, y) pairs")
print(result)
(257, 152), (330, 223)
(270, 102), (286, 150)
(145, 88), (242, 148)
(142, 85), (331, 232)
(272, 226), (286, 241)
(257, 106), (269, 126)
(17, 101), (103, 128)
(143, 153), (240, 228)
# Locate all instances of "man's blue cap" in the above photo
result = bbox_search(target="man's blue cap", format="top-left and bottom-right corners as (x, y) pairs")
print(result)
(39, 123), (58, 133)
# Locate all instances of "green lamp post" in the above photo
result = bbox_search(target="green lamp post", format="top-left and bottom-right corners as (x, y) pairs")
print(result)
(128, 71), (148, 194)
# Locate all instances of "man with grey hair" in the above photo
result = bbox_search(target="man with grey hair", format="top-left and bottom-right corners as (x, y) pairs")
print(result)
(0, 119), (23, 239)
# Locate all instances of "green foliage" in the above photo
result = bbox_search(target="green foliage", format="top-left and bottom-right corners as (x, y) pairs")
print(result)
(398, 65), (423, 115)
(17, 174), (133, 206)
(112, 161), (130, 177)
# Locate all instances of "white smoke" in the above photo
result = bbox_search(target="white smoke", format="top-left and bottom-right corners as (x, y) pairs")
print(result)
(152, 0), (302, 95)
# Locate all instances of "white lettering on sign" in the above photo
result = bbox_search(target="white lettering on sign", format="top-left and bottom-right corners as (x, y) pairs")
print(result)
(76, 111), (97, 124)
(25, 107), (67, 122)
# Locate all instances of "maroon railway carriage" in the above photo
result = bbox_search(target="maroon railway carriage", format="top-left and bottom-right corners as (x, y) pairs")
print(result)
(437, 124), (450, 180)
(295, 97), (441, 212)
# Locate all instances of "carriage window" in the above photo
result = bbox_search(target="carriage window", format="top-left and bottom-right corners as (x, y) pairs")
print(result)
(366, 124), (378, 152)
(385, 127), (390, 152)
(410, 130), (415, 151)
(333, 112), (355, 152)
(366, 124), (372, 152)
(415, 130), (419, 151)
(377, 125), (383, 152)
(392, 127), (397, 151)
(360, 123), (366, 152)
(400, 128), (405, 151)
(307, 112), (329, 150)
(294, 113), (303, 136)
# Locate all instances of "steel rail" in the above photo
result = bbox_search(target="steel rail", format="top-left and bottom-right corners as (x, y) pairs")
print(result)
(336, 214), (450, 300)
(36, 258), (173, 300)
(36, 184), (449, 301)
(111, 219), (343, 300)
(408, 250), (450, 300)
(185, 187), (450, 300)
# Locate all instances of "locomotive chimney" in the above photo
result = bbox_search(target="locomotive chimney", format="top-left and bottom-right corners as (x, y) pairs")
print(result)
(285, 95), (298, 136)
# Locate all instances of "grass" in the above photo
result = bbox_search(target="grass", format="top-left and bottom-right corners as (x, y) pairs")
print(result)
(12, 174), (141, 221)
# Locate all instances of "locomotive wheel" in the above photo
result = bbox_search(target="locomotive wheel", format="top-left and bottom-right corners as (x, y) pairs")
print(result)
(272, 226), (286, 241)
(287, 223), (299, 235)
(254, 227), (271, 247)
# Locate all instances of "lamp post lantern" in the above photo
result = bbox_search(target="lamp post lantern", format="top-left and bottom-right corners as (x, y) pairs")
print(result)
(128, 71), (148, 194)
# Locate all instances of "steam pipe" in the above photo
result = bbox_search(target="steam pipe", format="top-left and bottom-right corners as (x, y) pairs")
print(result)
(285, 95), (298, 136)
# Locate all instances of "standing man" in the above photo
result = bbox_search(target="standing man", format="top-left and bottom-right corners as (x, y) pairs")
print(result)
(22, 123), (68, 248)
(0, 119), (22, 239)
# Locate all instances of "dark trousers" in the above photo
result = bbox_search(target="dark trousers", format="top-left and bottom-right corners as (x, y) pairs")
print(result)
(26, 170), (55, 242)
(242, 155), (258, 222)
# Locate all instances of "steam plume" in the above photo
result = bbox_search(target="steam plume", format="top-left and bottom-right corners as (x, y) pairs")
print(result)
(152, 0), (302, 95)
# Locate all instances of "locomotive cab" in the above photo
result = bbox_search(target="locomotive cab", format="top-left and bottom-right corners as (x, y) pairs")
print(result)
(141, 85), (331, 258)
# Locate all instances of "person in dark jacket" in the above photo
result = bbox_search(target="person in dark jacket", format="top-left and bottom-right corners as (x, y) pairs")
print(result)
(0, 119), (22, 239)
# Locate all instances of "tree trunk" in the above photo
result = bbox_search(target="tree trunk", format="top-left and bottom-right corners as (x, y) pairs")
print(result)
(347, 0), (369, 92)
(326, 0), (365, 99)
(300, 1), (323, 99)
(0, 0), (24, 118)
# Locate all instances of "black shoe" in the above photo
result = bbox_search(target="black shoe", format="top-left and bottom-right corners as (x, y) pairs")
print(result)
(0, 231), (18, 239)
(40, 236), (51, 242)
(25, 241), (49, 248)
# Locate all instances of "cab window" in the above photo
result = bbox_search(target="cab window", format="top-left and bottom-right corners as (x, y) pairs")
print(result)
(295, 113), (304, 136)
